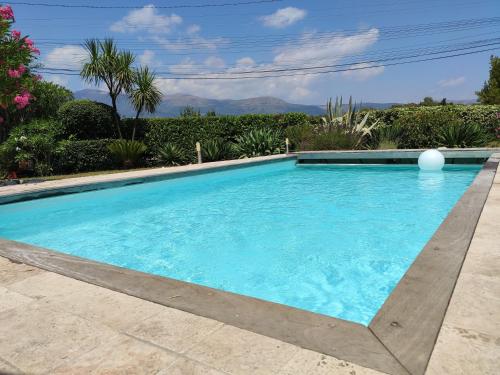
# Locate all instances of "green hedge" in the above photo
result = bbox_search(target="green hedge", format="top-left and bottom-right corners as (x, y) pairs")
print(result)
(54, 139), (116, 174)
(127, 113), (308, 162)
(58, 100), (116, 140)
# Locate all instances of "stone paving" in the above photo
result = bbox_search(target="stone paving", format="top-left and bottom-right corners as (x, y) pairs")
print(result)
(0, 157), (499, 374)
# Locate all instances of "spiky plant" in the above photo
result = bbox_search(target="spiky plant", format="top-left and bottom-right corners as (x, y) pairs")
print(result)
(108, 139), (147, 168)
(438, 122), (488, 148)
(321, 96), (378, 149)
(158, 142), (187, 166)
(201, 138), (234, 162)
(234, 128), (283, 158)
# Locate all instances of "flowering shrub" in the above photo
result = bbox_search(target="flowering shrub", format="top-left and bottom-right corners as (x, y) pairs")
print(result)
(0, 3), (40, 135)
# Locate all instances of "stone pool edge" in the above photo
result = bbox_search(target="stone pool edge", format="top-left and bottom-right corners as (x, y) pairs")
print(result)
(0, 152), (498, 375)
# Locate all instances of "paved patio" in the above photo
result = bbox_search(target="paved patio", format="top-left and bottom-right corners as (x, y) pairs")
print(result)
(0, 157), (499, 374)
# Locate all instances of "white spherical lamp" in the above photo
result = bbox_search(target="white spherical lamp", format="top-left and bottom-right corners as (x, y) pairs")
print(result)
(418, 149), (445, 171)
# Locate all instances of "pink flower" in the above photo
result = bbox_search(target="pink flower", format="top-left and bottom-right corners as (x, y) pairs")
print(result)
(13, 92), (31, 110)
(0, 5), (14, 20)
(11, 30), (21, 40)
(17, 64), (26, 74)
(0, 117), (4, 124)
(8, 69), (21, 78)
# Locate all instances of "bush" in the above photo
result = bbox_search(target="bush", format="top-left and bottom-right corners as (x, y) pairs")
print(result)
(157, 142), (188, 166)
(201, 138), (234, 162)
(24, 81), (74, 120)
(108, 139), (147, 168)
(58, 100), (116, 139)
(141, 112), (307, 162)
(310, 130), (360, 150)
(234, 128), (284, 157)
(437, 122), (488, 148)
(0, 119), (65, 176)
(54, 139), (115, 174)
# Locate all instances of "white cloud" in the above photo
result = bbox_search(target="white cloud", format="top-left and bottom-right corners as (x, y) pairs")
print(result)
(44, 45), (87, 70)
(110, 5), (182, 34)
(154, 29), (381, 102)
(236, 57), (256, 67)
(138, 50), (156, 66)
(341, 63), (385, 81)
(153, 34), (226, 52)
(204, 56), (225, 68)
(260, 7), (307, 28)
(44, 74), (69, 87)
(438, 76), (465, 87)
(187, 24), (201, 35)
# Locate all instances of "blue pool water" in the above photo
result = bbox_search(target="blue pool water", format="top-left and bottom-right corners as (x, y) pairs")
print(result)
(0, 161), (480, 325)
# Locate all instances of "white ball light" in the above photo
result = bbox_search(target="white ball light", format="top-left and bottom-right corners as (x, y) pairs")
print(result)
(418, 149), (445, 171)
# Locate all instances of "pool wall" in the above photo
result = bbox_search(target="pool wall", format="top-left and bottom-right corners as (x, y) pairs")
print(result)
(0, 151), (499, 375)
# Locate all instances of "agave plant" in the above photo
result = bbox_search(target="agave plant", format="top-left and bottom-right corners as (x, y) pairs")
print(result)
(321, 96), (378, 149)
(375, 124), (403, 150)
(234, 128), (283, 158)
(108, 139), (147, 168)
(438, 122), (488, 148)
(201, 138), (234, 162)
(158, 142), (187, 166)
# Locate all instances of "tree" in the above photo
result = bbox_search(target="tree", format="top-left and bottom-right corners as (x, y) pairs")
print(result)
(180, 106), (201, 117)
(420, 97), (437, 106)
(81, 39), (135, 139)
(25, 80), (74, 120)
(0, 4), (41, 141)
(128, 66), (162, 140)
(476, 55), (500, 104)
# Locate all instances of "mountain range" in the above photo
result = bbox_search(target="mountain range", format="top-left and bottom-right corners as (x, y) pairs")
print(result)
(73, 89), (399, 117)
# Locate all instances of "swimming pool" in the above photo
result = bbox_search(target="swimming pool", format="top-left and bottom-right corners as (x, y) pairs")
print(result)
(0, 160), (480, 325)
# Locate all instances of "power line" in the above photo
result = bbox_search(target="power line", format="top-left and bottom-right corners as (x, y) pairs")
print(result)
(35, 45), (499, 80)
(8, 0), (283, 9)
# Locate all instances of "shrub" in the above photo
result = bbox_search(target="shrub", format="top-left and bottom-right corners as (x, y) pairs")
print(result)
(141, 113), (307, 162)
(310, 130), (360, 150)
(24, 81), (74, 120)
(158, 142), (188, 166)
(234, 128), (284, 158)
(201, 138), (234, 162)
(390, 109), (463, 149)
(58, 99), (116, 139)
(437, 122), (488, 148)
(285, 124), (314, 151)
(0, 119), (65, 176)
(54, 139), (115, 174)
(108, 139), (147, 168)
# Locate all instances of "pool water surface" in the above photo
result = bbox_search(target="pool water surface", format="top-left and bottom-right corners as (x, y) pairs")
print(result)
(0, 161), (480, 325)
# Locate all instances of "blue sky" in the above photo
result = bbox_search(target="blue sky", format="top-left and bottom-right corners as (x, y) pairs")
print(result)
(10, 0), (500, 104)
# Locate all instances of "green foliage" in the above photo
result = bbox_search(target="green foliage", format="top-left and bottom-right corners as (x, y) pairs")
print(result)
(310, 130), (360, 151)
(158, 142), (187, 166)
(141, 113), (307, 163)
(57, 100), (116, 139)
(25, 81), (74, 120)
(201, 138), (234, 162)
(180, 106), (201, 117)
(54, 139), (115, 174)
(285, 124), (314, 151)
(321, 97), (378, 149)
(81, 38), (135, 138)
(476, 55), (500, 104)
(0, 119), (65, 176)
(129, 66), (162, 140)
(108, 139), (147, 168)
(234, 128), (284, 158)
(437, 122), (488, 148)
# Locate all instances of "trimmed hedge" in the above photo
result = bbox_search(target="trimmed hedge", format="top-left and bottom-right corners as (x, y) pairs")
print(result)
(126, 113), (308, 163)
(54, 139), (116, 174)
(58, 100), (116, 140)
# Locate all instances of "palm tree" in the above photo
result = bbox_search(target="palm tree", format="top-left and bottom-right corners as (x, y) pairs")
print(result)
(128, 67), (162, 140)
(81, 38), (135, 139)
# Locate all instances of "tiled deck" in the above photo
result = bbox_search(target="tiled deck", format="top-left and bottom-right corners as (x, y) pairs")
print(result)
(0, 156), (499, 374)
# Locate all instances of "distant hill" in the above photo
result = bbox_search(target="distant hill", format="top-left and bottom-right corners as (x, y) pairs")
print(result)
(73, 89), (399, 117)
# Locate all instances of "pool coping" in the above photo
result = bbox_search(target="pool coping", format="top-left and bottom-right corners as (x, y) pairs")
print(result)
(0, 152), (498, 375)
